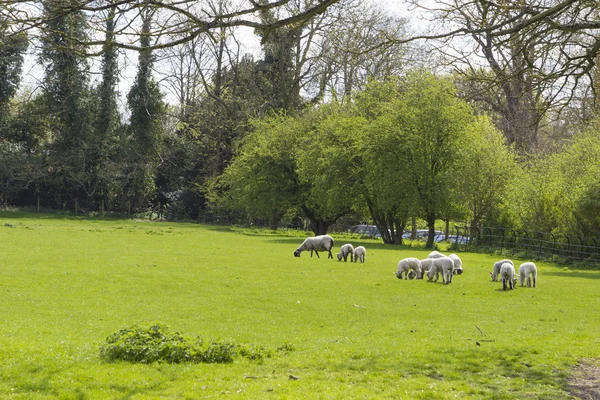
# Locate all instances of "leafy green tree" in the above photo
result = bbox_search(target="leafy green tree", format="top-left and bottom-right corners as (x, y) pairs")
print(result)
(296, 104), (366, 234)
(213, 114), (304, 229)
(453, 115), (520, 235)
(398, 71), (475, 248)
(354, 79), (418, 244)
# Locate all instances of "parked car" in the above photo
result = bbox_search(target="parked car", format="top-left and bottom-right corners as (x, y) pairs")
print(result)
(349, 224), (381, 238)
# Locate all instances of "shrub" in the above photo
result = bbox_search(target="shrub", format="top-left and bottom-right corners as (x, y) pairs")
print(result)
(100, 323), (292, 364)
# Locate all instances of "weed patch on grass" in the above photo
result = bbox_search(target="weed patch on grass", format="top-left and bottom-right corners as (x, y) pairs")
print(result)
(100, 323), (292, 364)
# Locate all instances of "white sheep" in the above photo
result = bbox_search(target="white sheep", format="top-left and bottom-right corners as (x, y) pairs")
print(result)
(395, 257), (423, 280)
(336, 243), (354, 262)
(428, 250), (446, 259)
(419, 258), (434, 274)
(427, 256), (454, 284)
(294, 235), (334, 259)
(353, 246), (366, 263)
(500, 262), (517, 290)
(448, 253), (463, 275)
(491, 259), (513, 281)
(518, 262), (537, 288)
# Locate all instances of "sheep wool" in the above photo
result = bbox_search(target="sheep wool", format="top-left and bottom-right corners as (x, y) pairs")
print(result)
(294, 235), (334, 259)
(396, 257), (423, 280)
(491, 259), (513, 281)
(518, 262), (537, 288)
(427, 256), (454, 284)
(449, 253), (463, 275)
(337, 244), (355, 262)
(353, 246), (366, 263)
(500, 262), (517, 290)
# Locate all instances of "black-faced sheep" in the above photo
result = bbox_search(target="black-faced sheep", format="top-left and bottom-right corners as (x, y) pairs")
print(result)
(491, 259), (513, 281)
(294, 235), (334, 258)
(500, 262), (517, 290)
(337, 243), (354, 262)
(353, 246), (366, 263)
(518, 262), (537, 288)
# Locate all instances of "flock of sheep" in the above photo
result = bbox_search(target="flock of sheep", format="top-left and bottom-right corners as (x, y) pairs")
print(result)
(293, 234), (366, 263)
(292, 234), (538, 290)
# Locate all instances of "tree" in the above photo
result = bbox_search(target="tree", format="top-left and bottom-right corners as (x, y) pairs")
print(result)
(354, 79), (419, 244)
(0, 17), (27, 133)
(452, 115), (520, 235)
(125, 4), (166, 210)
(406, 1), (600, 152)
(213, 114), (304, 229)
(398, 71), (475, 248)
(4, 0), (342, 52)
(40, 0), (94, 208)
(295, 103), (366, 235)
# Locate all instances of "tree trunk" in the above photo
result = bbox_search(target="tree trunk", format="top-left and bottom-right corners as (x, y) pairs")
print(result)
(425, 213), (436, 249)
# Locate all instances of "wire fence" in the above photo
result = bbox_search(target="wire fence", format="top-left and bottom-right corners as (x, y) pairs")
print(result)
(451, 226), (600, 265)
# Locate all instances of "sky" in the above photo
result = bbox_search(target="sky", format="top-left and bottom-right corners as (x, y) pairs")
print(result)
(18, 0), (421, 111)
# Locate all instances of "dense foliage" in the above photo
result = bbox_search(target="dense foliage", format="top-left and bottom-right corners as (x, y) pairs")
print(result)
(0, 0), (599, 242)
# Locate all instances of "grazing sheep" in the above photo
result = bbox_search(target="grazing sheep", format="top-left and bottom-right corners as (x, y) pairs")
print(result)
(395, 258), (423, 280)
(427, 256), (454, 284)
(519, 262), (537, 288)
(337, 243), (354, 262)
(491, 259), (514, 281)
(353, 246), (366, 263)
(428, 250), (446, 259)
(449, 253), (464, 275)
(419, 258), (434, 274)
(500, 262), (517, 290)
(294, 235), (334, 259)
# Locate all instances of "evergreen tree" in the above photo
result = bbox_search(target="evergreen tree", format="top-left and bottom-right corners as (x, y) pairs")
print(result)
(125, 4), (165, 210)
(39, 0), (93, 207)
(0, 18), (28, 134)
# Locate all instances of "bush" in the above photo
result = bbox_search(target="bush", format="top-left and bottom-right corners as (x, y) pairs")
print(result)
(100, 323), (292, 364)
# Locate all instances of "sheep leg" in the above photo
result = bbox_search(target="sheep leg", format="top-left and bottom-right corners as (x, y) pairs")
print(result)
(314, 250), (320, 258)
(327, 250), (333, 259)
(502, 278), (507, 290)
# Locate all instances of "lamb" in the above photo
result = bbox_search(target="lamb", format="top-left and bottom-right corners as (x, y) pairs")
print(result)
(500, 262), (517, 290)
(395, 257), (423, 280)
(448, 253), (464, 275)
(427, 256), (454, 284)
(353, 246), (366, 263)
(491, 259), (513, 281)
(337, 243), (354, 262)
(518, 262), (537, 288)
(419, 258), (434, 274)
(293, 235), (334, 259)
(428, 250), (446, 259)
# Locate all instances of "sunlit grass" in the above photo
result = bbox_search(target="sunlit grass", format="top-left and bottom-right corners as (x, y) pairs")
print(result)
(0, 212), (598, 398)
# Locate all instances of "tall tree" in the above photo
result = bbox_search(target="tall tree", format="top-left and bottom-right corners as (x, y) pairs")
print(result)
(399, 71), (475, 248)
(126, 3), (165, 210)
(93, 1), (121, 210)
(39, 0), (93, 207)
(0, 17), (27, 133)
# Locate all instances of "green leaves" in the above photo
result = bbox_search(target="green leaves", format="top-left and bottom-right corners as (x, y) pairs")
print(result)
(100, 323), (288, 364)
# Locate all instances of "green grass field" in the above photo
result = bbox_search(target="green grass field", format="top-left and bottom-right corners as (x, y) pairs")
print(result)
(0, 212), (598, 399)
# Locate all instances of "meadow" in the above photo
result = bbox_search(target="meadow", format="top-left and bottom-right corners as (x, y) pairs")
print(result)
(0, 212), (599, 399)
